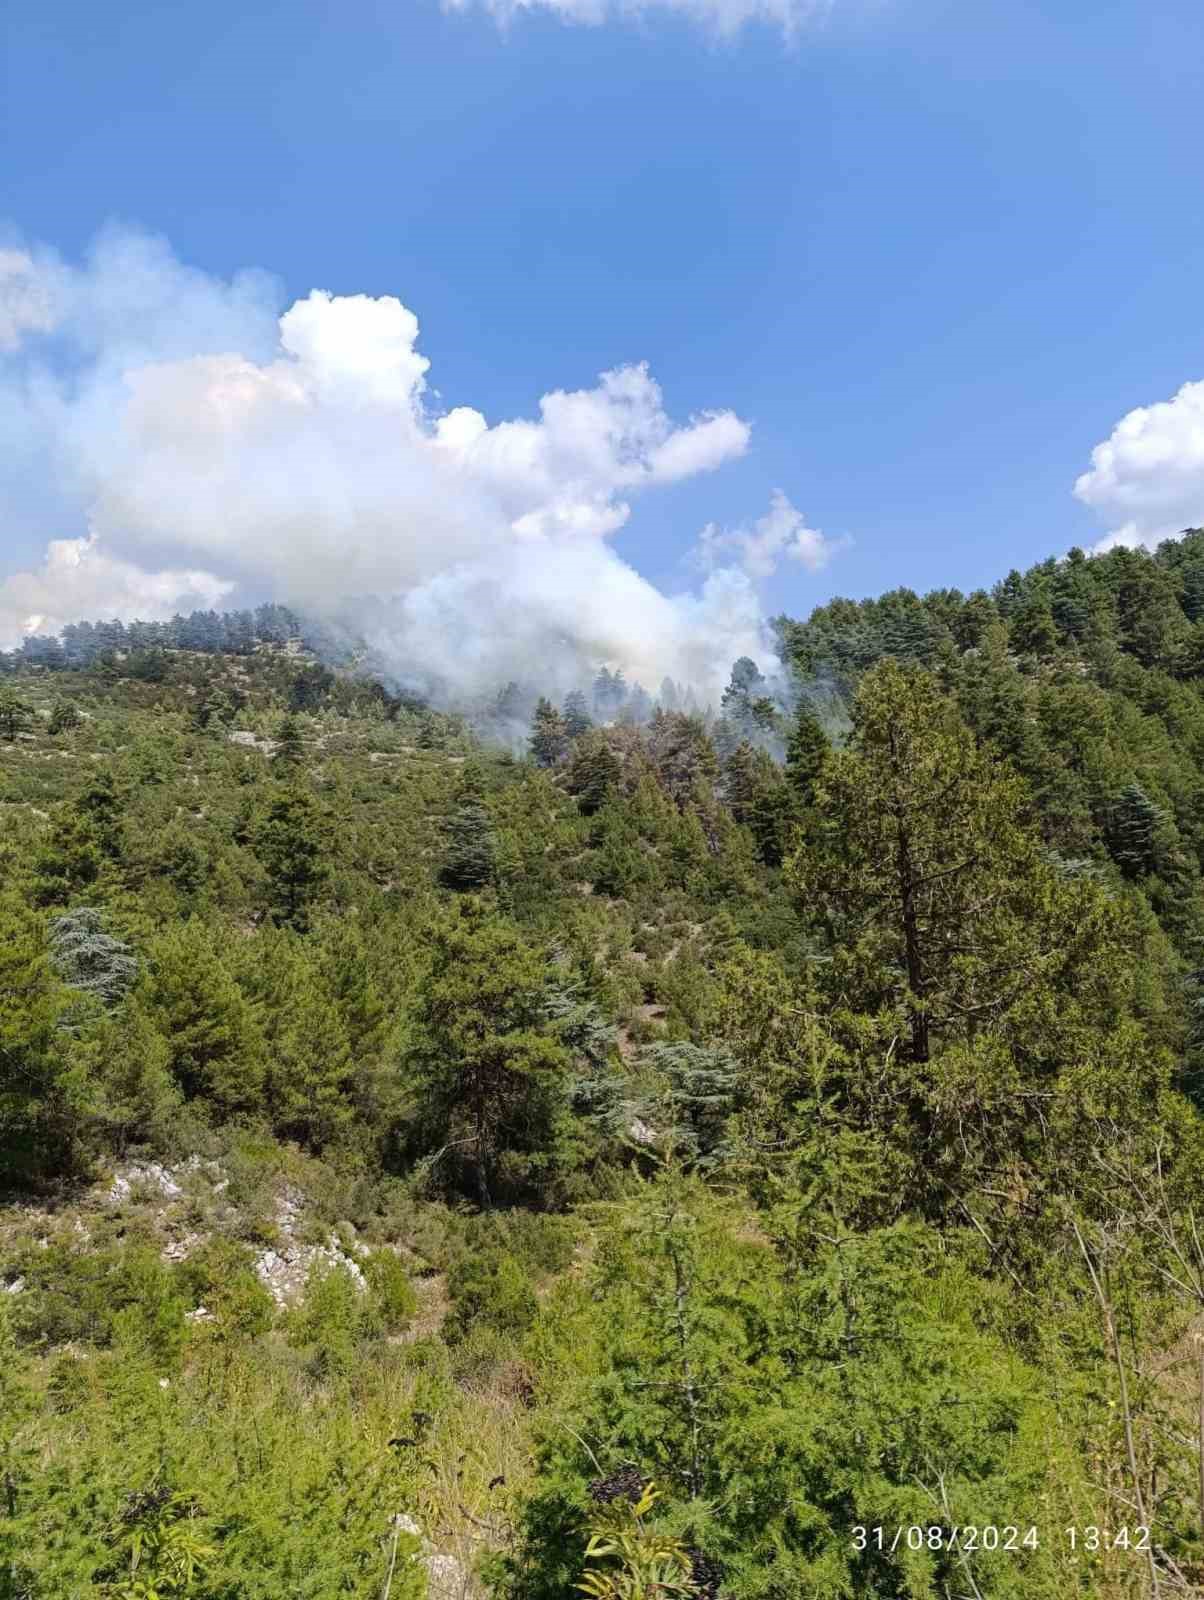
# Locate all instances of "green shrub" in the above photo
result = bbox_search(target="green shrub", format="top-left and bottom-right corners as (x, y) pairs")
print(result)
(13, 1242), (186, 1369)
(177, 1238), (274, 1340)
(444, 1250), (538, 1347)
(363, 1248), (418, 1333)
(287, 1260), (369, 1376)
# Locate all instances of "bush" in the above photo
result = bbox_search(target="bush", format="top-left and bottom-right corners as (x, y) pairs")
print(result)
(177, 1238), (274, 1340)
(444, 1250), (538, 1347)
(287, 1260), (370, 1376)
(14, 1242), (186, 1369)
(363, 1248), (418, 1333)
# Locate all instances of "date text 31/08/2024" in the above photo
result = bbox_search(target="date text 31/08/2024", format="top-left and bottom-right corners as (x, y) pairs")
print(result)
(852, 1526), (1152, 1555)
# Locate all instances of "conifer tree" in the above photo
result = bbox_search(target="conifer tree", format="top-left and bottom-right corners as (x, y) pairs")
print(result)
(410, 898), (572, 1204)
(624, 682), (653, 724)
(74, 999), (180, 1155)
(951, 588), (998, 650)
(47, 908), (138, 1008)
(528, 697), (568, 768)
(194, 686), (237, 733)
(784, 698), (830, 809)
(722, 742), (761, 827)
(720, 656), (767, 729)
(593, 666), (626, 719)
(143, 921), (265, 1112)
(493, 680), (524, 724)
(1181, 557), (1204, 623)
(253, 784), (331, 929)
(562, 689), (592, 739)
(1105, 780), (1168, 879)
(48, 698), (81, 735)
(31, 808), (104, 907)
(272, 713), (305, 768)
(567, 732), (621, 816)
(75, 768), (124, 860)
(0, 684), (32, 742)
(788, 659), (1072, 1066)
(440, 767), (498, 890)
(0, 893), (76, 1179)
(646, 711), (719, 808)
(1009, 593), (1059, 657)
(243, 932), (356, 1149)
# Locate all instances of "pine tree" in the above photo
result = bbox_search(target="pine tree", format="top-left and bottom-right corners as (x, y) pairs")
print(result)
(48, 698), (81, 735)
(784, 698), (830, 809)
(68, 999), (180, 1156)
(720, 657), (767, 729)
(723, 743), (761, 827)
(624, 682), (653, 724)
(1009, 593), (1060, 658)
(193, 686), (236, 733)
(529, 697), (568, 768)
(724, 742), (790, 866)
(952, 588), (998, 650)
(593, 666), (626, 719)
(0, 685), (32, 743)
(0, 893), (77, 1180)
(241, 931), (356, 1150)
(143, 921), (265, 1112)
(272, 714), (305, 768)
(788, 659), (1064, 1066)
(1181, 558), (1204, 624)
(646, 711), (719, 808)
(75, 768), (124, 860)
(31, 808), (104, 907)
(440, 767), (498, 890)
(410, 898), (572, 1204)
(493, 681), (524, 724)
(1105, 781), (1168, 879)
(253, 784), (331, 930)
(567, 732), (621, 816)
(563, 690), (593, 739)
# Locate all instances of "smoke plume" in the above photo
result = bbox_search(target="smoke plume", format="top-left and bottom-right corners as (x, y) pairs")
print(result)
(0, 225), (843, 703)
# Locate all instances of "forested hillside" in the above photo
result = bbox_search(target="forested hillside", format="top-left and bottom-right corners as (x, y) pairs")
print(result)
(6, 532), (1204, 1598)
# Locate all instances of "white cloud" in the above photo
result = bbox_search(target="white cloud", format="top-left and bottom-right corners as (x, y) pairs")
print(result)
(443, 0), (831, 39)
(0, 536), (232, 645)
(694, 489), (847, 579)
(1074, 378), (1204, 552)
(0, 225), (816, 697)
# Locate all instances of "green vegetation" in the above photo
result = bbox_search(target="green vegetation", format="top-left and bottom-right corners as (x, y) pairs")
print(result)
(5, 535), (1204, 1596)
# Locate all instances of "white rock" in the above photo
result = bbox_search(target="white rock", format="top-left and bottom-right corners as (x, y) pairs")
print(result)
(424, 1552), (470, 1599)
(162, 1231), (205, 1263)
(392, 1516), (472, 1599)
(107, 1162), (183, 1203)
(4, 1276), (25, 1295)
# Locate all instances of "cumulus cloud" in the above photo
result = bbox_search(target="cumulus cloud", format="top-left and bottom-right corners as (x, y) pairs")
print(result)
(694, 489), (847, 579)
(443, 0), (830, 38)
(1074, 378), (1204, 552)
(0, 225), (821, 699)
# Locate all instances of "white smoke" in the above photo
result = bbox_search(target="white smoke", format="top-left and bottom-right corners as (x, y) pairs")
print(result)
(0, 225), (832, 700)
(694, 489), (848, 580)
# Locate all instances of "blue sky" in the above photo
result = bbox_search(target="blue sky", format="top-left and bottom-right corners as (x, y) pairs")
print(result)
(2, 0), (1204, 673)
